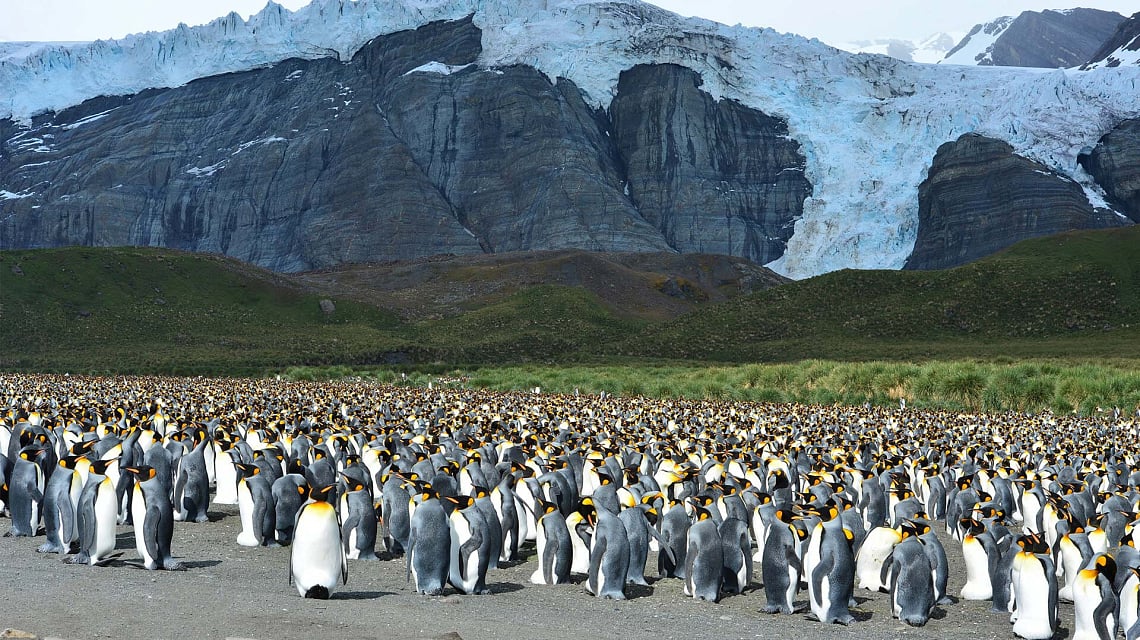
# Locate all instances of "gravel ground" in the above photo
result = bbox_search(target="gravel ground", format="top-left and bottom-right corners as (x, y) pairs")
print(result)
(0, 505), (1076, 640)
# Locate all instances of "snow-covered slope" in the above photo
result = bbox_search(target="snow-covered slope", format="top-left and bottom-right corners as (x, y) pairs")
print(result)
(941, 16), (1014, 65)
(1, 0), (1138, 279)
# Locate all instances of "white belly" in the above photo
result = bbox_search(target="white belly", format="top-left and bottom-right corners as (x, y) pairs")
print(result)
(213, 454), (239, 505)
(291, 505), (344, 596)
(236, 480), (258, 547)
(92, 482), (118, 563)
(131, 486), (151, 565)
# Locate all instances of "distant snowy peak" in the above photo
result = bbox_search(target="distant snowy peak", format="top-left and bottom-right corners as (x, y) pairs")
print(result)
(940, 8), (1124, 68)
(1083, 12), (1140, 69)
(833, 32), (960, 64)
(941, 16), (1014, 65)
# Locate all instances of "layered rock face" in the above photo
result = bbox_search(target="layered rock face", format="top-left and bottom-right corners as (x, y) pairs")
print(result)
(0, 18), (809, 272)
(946, 9), (1124, 67)
(1083, 12), (1140, 68)
(1080, 119), (1140, 223)
(905, 134), (1125, 270)
(610, 65), (810, 264)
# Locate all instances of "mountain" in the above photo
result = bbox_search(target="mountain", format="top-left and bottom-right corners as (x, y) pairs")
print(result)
(1083, 11), (1140, 69)
(833, 33), (961, 64)
(1, 0), (1138, 279)
(942, 8), (1124, 67)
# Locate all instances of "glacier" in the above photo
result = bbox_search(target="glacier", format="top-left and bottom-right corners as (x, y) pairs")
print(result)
(1, 0), (1138, 279)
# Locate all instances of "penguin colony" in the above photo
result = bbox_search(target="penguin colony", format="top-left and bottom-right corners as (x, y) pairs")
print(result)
(2, 373), (1139, 639)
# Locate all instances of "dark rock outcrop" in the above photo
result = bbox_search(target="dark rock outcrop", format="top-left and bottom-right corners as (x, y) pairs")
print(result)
(945, 9), (1124, 67)
(0, 18), (810, 272)
(905, 134), (1126, 270)
(1080, 119), (1140, 222)
(610, 65), (810, 264)
(1083, 11), (1140, 68)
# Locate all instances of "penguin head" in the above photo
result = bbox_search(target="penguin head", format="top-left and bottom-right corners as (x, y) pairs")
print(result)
(308, 484), (334, 502)
(89, 459), (114, 476)
(539, 500), (560, 516)
(340, 474), (366, 493)
(577, 498), (598, 526)
(124, 465), (158, 481)
(692, 504), (714, 522)
(235, 463), (260, 478)
(447, 495), (475, 510)
(1094, 553), (1118, 585)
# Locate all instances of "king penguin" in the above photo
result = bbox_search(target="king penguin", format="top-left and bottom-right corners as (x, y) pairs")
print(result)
(125, 465), (185, 571)
(1072, 553), (1117, 640)
(339, 473), (379, 561)
(1011, 532), (1058, 640)
(584, 497), (631, 600)
(37, 455), (81, 553)
(4, 445), (46, 537)
(684, 504), (724, 602)
(805, 503), (857, 625)
(530, 499), (572, 585)
(883, 522), (935, 627)
(446, 494), (492, 595)
(406, 486), (451, 595)
(762, 509), (805, 614)
(290, 484), (348, 599)
(66, 458), (119, 566)
(234, 462), (275, 547)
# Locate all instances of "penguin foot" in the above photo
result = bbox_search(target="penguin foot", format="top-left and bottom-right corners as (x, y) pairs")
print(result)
(64, 553), (90, 565)
(162, 559), (187, 571)
(833, 614), (856, 626)
(194, 514), (210, 523)
(304, 585), (331, 599)
(762, 604), (793, 615)
(902, 616), (928, 627)
(36, 542), (63, 554)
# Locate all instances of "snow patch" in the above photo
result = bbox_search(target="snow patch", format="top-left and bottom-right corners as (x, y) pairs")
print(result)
(186, 161), (226, 177)
(61, 108), (117, 130)
(404, 61), (474, 76)
(0, 189), (36, 200)
(232, 136), (287, 155)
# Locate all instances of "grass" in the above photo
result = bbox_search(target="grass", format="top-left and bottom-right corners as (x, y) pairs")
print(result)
(2, 227), (1139, 391)
(277, 360), (1140, 415)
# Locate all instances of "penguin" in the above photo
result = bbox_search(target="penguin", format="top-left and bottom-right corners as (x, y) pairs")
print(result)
(719, 516), (752, 595)
(565, 506), (593, 575)
(1011, 533), (1058, 640)
(619, 504), (654, 587)
(917, 520), (952, 605)
(683, 504), (723, 602)
(530, 500), (572, 585)
(381, 473), (411, 555)
(272, 465), (308, 545)
(855, 525), (901, 592)
(289, 484), (348, 599)
(125, 465), (185, 571)
(4, 445), (46, 537)
(584, 497), (631, 600)
(472, 486), (504, 570)
(446, 494), (492, 595)
(751, 493), (776, 562)
(211, 440), (240, 505)
(1072, 553), (1117, 640)
(1119, 566), (1140, 640)
(234, 462), (275, 547)
(658, 498), (690, 579)
(805, 505), (857, 625)
(883, 523), (935, 627)
(37, 455), (81, 553)
(66, 459), (119, 566)
(173, 431), (210, 523)
(406, 486), (451, 595)
(490, 474), (521, 563)
(339, 474), (379, 561)
(960, 518), (998, 600)
(761, 509), (804, 614)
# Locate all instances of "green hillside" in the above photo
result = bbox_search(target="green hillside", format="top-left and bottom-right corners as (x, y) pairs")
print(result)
(618, 226), (1140, 361)
(2, 226), (1139, 375)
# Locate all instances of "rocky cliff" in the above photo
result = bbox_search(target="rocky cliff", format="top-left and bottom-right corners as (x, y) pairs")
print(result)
(1083, 12), (1140, 69)
(0, 18), (809, 272)
(905, 134), (1125, 270)
(1080, 119), (1140, 223)
(943, 9), (1124, 67)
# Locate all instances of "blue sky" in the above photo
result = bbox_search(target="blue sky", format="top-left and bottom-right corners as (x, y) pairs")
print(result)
(1, 1), (1136, 43)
